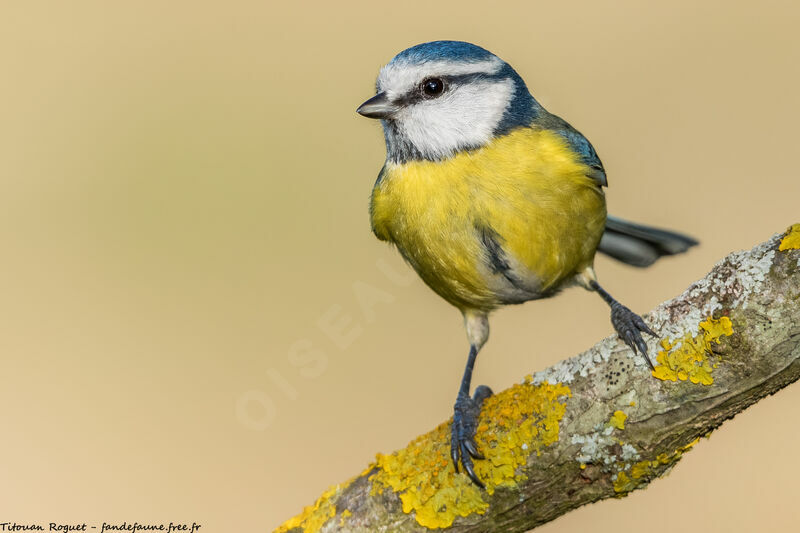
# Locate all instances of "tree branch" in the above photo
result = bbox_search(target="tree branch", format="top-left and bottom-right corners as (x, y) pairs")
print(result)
(275, 226), (800, 533)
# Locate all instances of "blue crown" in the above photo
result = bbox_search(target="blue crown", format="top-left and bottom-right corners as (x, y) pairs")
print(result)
(391, 40), (496, 64)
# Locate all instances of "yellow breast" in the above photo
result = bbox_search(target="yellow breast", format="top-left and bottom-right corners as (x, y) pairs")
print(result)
(370, 127), (607, 311)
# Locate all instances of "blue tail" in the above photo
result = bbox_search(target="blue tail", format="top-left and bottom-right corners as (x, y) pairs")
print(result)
(598, 216), (698, 267)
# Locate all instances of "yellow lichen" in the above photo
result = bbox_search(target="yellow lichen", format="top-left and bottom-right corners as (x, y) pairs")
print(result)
(682, 437), (701, 451)
(629, 460), (651, 480)
(652, 316), (733, 385)
(274, 484), (339, 533)
(779, 223), (800, 251)
(614, 437), (705, 494)
(613, 471), (636, 493)
(608, 410), (627, 430)
(339, 509), (351, 526)
(368, 382), (571, 529)
(628, 452), (673, 481)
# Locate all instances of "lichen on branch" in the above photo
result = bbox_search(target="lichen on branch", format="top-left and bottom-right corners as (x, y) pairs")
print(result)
(275, 225), (800, 533)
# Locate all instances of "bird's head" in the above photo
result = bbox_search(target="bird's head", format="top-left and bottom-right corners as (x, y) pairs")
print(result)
(357, 41), (540, 163)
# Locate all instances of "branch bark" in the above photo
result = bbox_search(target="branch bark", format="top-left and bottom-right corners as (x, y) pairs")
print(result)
(275, 227), (800, 533)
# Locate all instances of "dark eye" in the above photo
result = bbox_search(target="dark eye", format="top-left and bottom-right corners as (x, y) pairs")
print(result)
(421, 77), (445, 97)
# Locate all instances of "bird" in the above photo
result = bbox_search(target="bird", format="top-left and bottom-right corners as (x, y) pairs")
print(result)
(356, 40), (697, 488)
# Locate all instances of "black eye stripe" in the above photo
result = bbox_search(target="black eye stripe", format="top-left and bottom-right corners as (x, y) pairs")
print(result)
(444, 72), (496, 85)
(393, 71), (506, 107)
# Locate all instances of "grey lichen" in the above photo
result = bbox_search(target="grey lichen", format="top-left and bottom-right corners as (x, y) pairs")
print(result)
(275, 229), (800, 533)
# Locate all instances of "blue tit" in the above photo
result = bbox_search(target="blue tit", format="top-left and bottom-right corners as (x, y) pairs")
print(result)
(356, 40), (697, 487)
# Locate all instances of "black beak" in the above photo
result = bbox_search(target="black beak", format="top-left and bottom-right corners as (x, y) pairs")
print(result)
(356, 92), (399, 119)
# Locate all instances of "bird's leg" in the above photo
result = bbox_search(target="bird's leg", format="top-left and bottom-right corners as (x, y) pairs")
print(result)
(450, 344), (493, 488)
(589, 280), (658, 369)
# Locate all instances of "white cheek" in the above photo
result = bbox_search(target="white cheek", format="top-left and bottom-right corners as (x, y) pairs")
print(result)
(397, 78), (515, 159)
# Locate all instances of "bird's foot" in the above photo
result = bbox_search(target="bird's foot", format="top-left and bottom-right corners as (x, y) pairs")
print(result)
(610, 302), (658, 369)
(451, 385), (493, 488)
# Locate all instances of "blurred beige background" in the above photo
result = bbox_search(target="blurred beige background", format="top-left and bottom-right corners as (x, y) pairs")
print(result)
(1, 1), (798, 532)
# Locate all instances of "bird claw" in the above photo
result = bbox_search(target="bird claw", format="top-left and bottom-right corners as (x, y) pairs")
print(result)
(451, 385), (492, 488)
(610, 302), (658, 369)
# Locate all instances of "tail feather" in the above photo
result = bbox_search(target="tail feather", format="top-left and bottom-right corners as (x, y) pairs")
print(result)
(598, 215), (698, 267)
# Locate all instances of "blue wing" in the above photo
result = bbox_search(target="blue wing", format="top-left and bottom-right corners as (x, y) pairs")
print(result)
(559, 129), (606, 185)
(537, 113), (608, 187)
